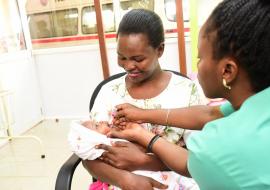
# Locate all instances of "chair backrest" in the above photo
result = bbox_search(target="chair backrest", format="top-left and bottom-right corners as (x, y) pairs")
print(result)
(89, 72), (126, 111)
(89, 70), (188, 112)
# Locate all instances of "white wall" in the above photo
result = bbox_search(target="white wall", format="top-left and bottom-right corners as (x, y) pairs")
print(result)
(33, 45), (105, 119)
(198, 0), (223, 26)
(0, 52), (43, 138)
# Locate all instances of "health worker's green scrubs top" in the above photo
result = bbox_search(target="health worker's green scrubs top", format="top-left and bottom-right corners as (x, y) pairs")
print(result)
(187, 87), (270, 190)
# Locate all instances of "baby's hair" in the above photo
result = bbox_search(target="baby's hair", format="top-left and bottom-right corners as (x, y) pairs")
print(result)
(117, 9), (164, 49)
(205, 0), (270, 92)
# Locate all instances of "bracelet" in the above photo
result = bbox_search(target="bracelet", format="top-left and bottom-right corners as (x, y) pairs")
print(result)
(147, 134), (160, 153)
(165, 109), (171, 127)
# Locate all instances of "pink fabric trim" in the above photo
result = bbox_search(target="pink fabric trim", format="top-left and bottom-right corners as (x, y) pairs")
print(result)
(89, 180), (112, 190)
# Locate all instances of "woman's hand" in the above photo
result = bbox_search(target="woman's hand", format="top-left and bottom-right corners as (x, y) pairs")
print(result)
(97, 141), (147, 171)
(113, 103), (145, 127)
(120, 172), (168, 190)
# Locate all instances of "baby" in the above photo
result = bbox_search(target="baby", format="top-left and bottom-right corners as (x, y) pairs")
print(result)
(68, 120), (198, 190)
(68, 120), (114, 160)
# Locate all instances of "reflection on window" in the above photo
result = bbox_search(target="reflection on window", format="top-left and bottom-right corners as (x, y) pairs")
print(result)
(82, 6), (97, 34)
(29, 13), (53, 39)
(103, 4), (115, 32)
(164, 0), (189, 22)
(28, 9), (78, 39)
(82, 3), (115, 34)
(0, 0), (26, 55)
(120, 0), (154, 17)
(164, 0), (176, 21)
(54, 9), (78, 37)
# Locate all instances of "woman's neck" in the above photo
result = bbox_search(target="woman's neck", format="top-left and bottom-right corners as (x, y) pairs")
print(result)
(126, 70), (171, 99)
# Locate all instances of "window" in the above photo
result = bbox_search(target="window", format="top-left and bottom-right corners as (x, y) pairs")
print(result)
(82, 3), (115, 34)
(0, 0), (26, 55)
(28, 8), (78, 39)
(120, 0), (154, 17)
(164, 0), (189, 22)
(82, 6), (97, 34)
(53, 9), (78, 37)
(28, 13), (53, 39)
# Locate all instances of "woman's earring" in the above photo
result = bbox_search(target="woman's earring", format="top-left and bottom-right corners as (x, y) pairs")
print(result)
(223, 79), (231, 90)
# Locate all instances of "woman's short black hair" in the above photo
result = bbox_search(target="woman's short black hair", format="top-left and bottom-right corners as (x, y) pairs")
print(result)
(205, 0), (270, 92)
(117, 9), (164, 49)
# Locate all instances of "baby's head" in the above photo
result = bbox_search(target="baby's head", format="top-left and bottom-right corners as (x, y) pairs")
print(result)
(82, 120), (111, 135)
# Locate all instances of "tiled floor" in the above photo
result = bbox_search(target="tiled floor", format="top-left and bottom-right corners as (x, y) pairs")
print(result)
(0, 119), (91, 190)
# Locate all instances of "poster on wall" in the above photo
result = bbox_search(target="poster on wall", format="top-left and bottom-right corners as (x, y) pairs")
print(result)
(0, 0), (26, 55)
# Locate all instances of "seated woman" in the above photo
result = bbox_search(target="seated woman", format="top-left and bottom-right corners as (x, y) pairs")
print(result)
(82, 8), (203, 190)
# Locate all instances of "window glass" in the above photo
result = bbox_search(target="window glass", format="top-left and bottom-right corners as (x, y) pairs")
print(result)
(0, 0), (26, 55)
(28, 9), (78, 39)
(82, 6), (97, 34)
(82, 3), (115, 34)
(164, 0), (176, 21)
(119, 0), (154, 17)
(102, 4), (115, 32)
(164, 0), (189, 22)
(28, 13), (54, 39)
(53, 9), (78, 37)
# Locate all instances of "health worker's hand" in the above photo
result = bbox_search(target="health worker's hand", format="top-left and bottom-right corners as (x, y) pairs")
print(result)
(113, 103), (145, 127)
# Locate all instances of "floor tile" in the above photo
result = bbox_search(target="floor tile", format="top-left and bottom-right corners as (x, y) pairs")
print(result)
(0, 119), (91, 190)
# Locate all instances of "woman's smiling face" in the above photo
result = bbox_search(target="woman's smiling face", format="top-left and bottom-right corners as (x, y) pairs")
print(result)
(117, 33), (163, 84)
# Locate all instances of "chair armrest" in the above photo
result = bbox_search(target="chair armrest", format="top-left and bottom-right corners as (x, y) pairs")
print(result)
(55, 154), (82, 190)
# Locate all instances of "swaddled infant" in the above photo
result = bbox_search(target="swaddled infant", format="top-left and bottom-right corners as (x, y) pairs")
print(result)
(68, 120), (192, 190)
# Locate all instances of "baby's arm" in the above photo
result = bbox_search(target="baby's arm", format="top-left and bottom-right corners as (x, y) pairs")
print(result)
(81, 120), (96, 130)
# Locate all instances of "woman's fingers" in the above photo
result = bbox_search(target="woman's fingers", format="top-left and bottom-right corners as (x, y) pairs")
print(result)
(112, 141), (129, 147)
(96, 144), (116, 154)
(97, 146), (118, 165)
(99, 155), (115, 166)
(95, 143), (110, 150)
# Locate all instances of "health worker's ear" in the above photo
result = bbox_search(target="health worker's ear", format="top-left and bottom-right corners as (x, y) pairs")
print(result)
(219, 57), (238, 84)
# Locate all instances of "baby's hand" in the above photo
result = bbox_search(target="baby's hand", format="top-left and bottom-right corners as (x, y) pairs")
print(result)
(112, 117), (127, 130)
(96, 121), (111, 135)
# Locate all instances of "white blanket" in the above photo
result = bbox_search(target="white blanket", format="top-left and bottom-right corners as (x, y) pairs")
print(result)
(68, 120), (199, 190)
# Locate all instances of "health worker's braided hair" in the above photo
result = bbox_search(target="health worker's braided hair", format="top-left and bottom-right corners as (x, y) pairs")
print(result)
(205, 0), (270, 92)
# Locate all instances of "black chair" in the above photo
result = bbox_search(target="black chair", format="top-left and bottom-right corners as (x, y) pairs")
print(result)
(55, 70), (187, 190)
